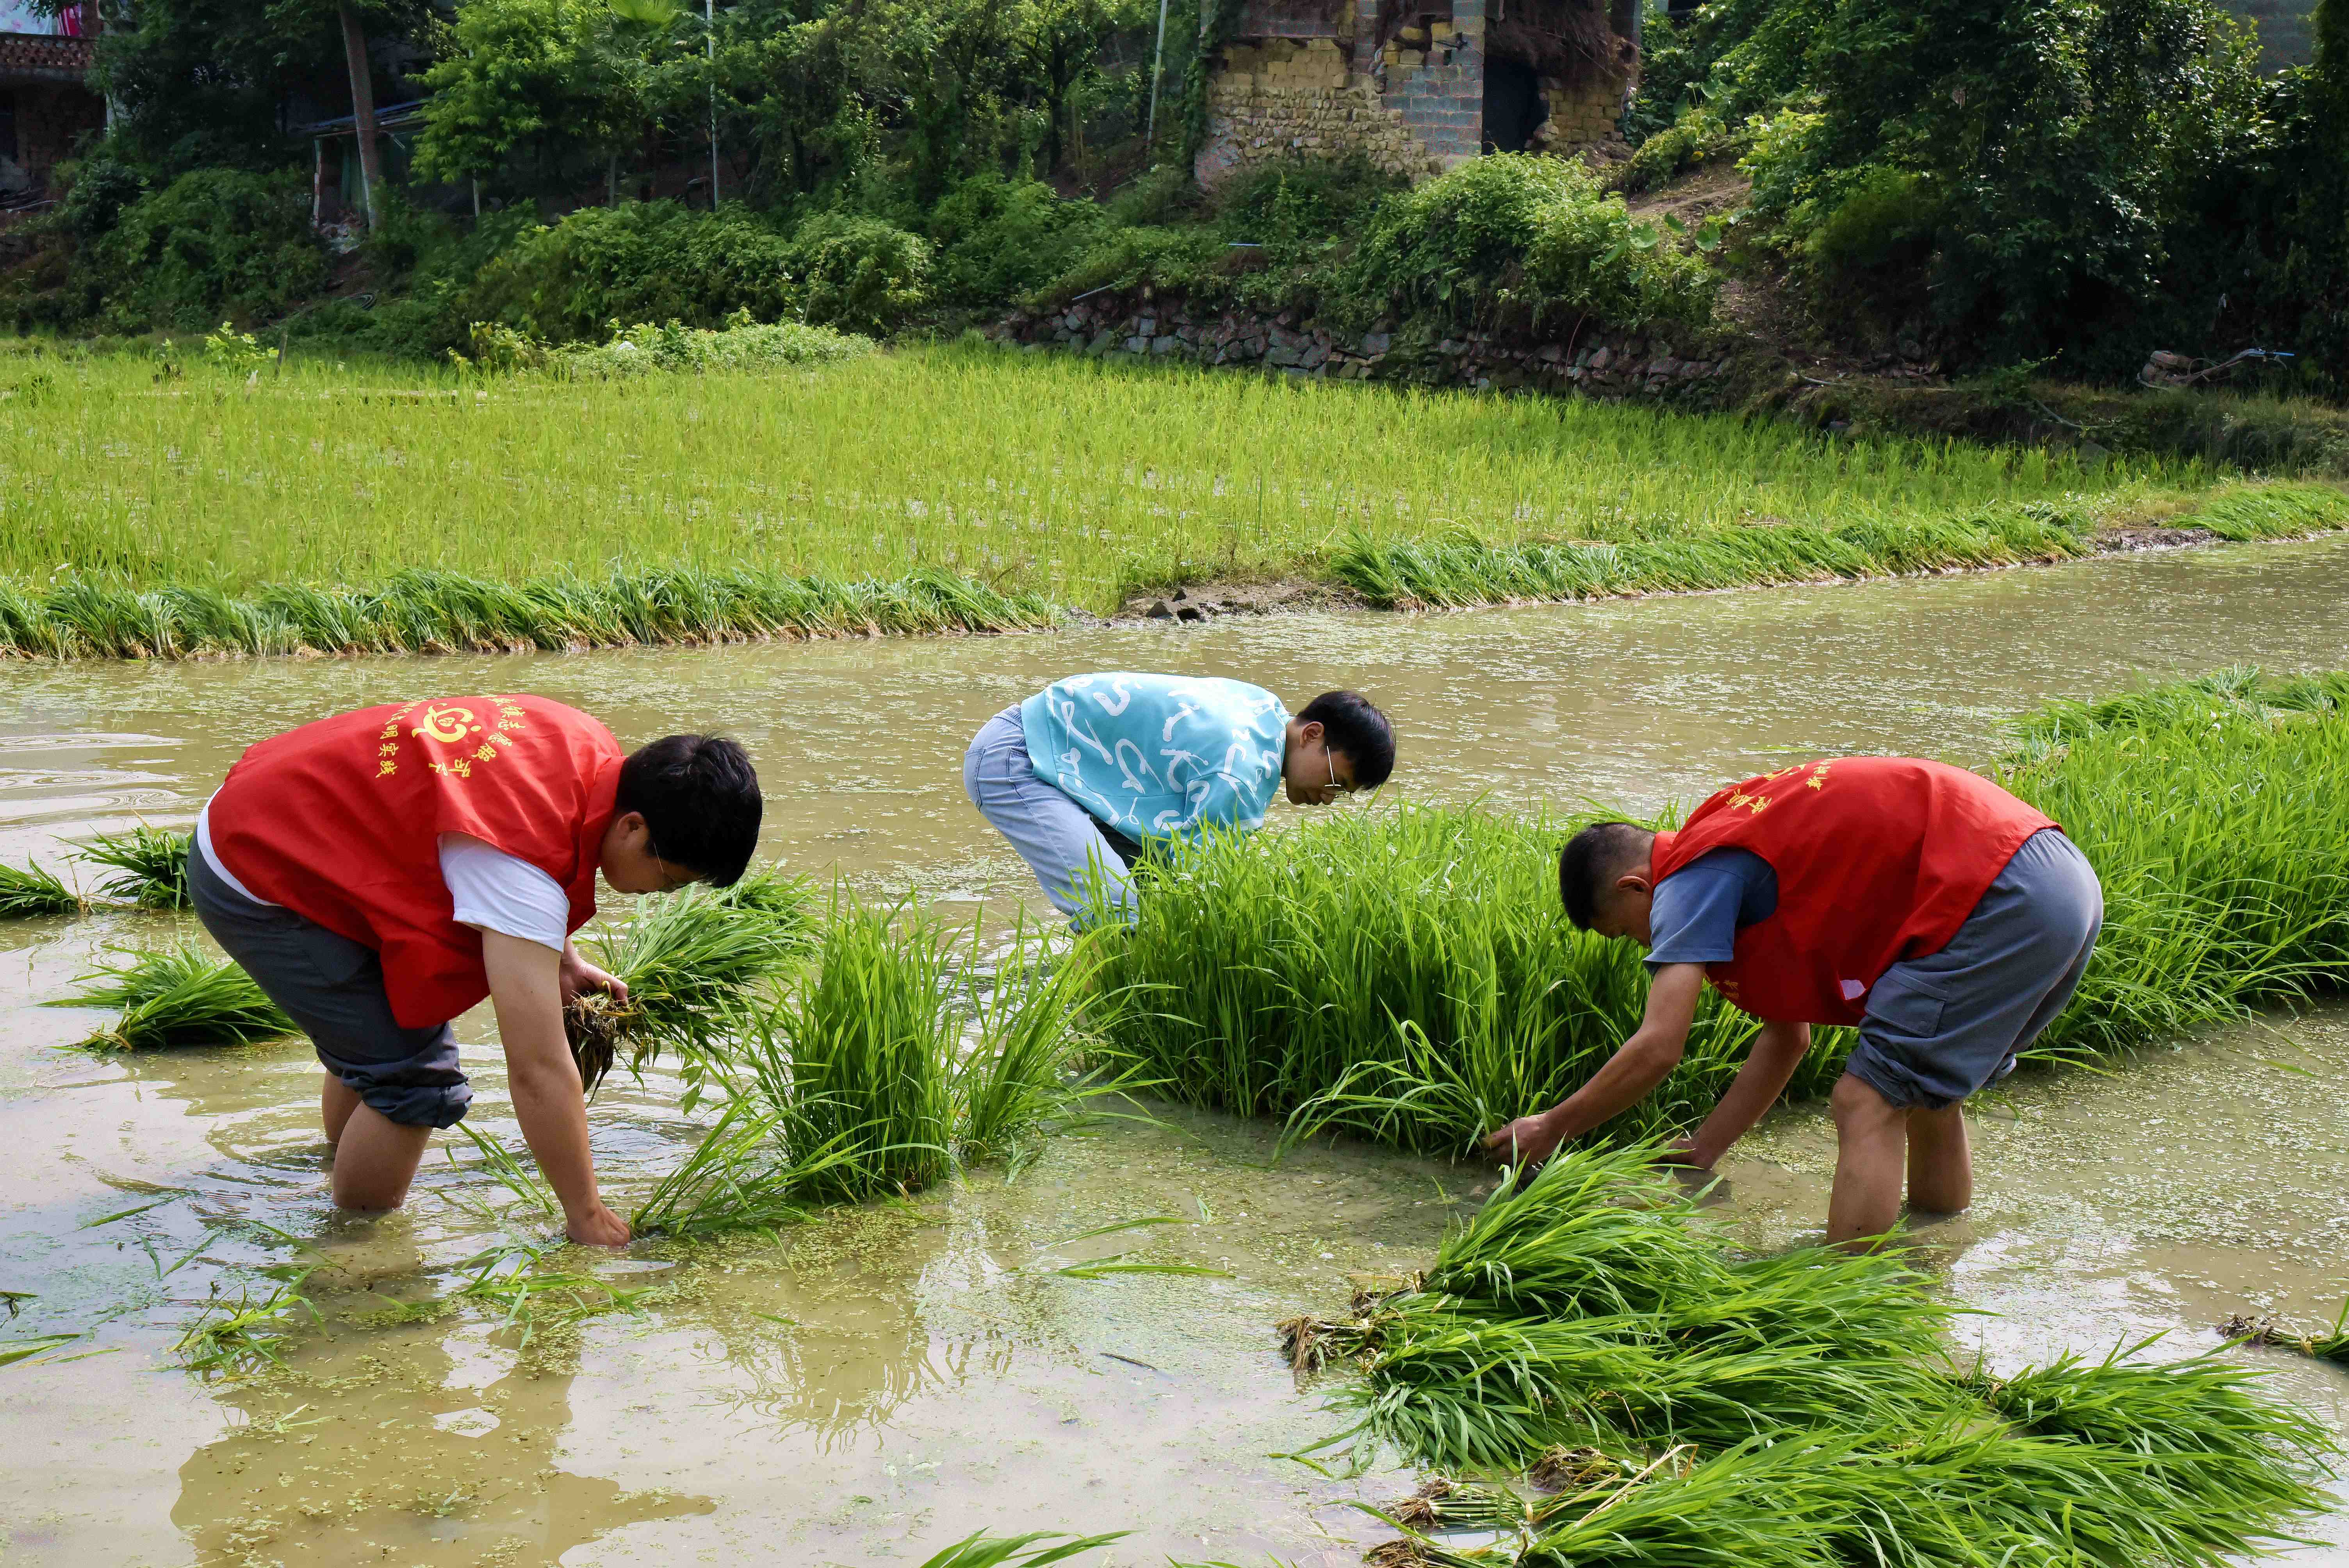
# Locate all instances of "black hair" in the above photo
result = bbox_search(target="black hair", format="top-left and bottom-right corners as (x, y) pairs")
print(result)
(1558, 821), (1655, 929)
(1299, 690), (1396, 789)
(617, 734), (762, 886)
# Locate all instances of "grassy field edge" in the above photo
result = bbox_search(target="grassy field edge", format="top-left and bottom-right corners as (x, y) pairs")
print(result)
(4, 478), (2344, 662)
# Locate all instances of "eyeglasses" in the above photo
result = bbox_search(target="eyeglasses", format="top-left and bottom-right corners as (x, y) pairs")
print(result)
(1325, 751), (1357, 797)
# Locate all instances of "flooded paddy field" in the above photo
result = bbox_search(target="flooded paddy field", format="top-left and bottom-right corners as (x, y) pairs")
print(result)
(7, 533), (2349, 1564)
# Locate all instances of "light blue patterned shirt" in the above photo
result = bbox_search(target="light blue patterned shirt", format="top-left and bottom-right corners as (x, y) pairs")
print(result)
(1021, 673), (1289, 841)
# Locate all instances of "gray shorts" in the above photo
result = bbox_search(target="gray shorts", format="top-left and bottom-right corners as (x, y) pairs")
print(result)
(189, 846), (472, 1129)
(1843, 828), (2103, 1111)
(963, 706), (1141, 925)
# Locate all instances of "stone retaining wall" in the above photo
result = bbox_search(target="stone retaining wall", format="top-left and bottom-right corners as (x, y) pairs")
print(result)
(989, 289), (1736, 403)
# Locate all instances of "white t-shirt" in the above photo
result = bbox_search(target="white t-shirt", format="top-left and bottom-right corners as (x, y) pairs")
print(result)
(196, 795), (572, 953)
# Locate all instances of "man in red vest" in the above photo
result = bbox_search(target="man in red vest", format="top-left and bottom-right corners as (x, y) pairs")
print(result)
(1483, 757), (2102, 1246)
(191, 695), (763, 1247)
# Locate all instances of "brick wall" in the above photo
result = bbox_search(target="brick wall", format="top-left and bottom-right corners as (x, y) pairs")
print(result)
(1196, 37), (1444, 186)
(1196, 0), (1633, 191)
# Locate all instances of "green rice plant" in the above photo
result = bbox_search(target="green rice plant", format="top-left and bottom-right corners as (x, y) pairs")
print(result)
(952, 916), (1125, 1164)
(446, 1241), (659, 1350)
(570, 868), (817, 1094)
(740, 894), (959, 1202)
(0, 1333), (82, 1370)
(0, 860), (82, 918)
(625, 1098), (864, 1239)
(49, 945), (298, 1050)
(175, 1266), (319, 1377)
(914, 1533), (1132, 1568)
(77, 826), (192, 909)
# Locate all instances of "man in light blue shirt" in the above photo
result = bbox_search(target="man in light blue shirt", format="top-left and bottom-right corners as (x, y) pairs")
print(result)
(963, 672), (1396, 923)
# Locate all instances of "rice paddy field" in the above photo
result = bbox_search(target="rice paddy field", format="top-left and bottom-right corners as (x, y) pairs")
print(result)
(9, 448), (2349, 1563)
(5, 344), (2348, 657)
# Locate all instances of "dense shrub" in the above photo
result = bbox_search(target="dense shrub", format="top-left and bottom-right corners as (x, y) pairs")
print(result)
(928, 175), (1111, 306)
(783, 212), (933, 332)
(1344, 154), (1716, 331)
(85, 169), (328, 331)
(464, 201), (798, 341)
(57, 157), (150, 245)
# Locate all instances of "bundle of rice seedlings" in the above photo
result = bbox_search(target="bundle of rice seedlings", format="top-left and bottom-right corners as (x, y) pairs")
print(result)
(741, 894), (958, 1202)
(0, 859), (82, 918)
(48, 945), (296, 1050)
(567, 868), (816, 1093)
(76, 825), (191, 909)
(1302, 1145), (2334, 1568)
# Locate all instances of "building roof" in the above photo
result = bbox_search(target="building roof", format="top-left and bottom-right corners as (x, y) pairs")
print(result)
(0, 30), (96, 77)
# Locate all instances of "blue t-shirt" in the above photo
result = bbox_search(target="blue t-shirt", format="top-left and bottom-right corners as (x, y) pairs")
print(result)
(1021, 673), (1289, 842)
(1647, 847), (1778, 968)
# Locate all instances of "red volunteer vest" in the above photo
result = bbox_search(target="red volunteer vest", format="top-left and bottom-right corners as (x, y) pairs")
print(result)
(1649, 757), (2057, 1026)
(210, 695), (624, 1028)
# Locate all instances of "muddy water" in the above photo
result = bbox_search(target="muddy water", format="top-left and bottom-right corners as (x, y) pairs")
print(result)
(6, 535), (2349, 1566)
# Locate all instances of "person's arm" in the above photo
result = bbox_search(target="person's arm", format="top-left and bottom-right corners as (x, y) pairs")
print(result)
(481, 931), (631, 1246)
(1481, 962), (1706, 1167)
(1670, 1019), (1811, 1169)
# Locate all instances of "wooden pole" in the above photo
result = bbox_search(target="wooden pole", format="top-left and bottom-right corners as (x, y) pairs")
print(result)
(337, 0), (382, 229)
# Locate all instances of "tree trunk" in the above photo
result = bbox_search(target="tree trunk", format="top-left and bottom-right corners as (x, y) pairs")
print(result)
(337, 0), (383, 229)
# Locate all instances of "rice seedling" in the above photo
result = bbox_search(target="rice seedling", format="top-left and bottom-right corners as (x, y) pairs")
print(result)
(0, 1333), (81, 1370)
(0, 859), (82, 918)
(446, 1241), (660, 1350)
(75, 826), (192, 909)
(625, 1099), (854, 1239)
(914, 1532), (1132, 1568)
(175, 1266), (319, 1377)
(569, 868), (816, 1094)
(952, 916), (1126, 1165)
(0, 344), (2288, 651)
(48, 945), (298, 1050)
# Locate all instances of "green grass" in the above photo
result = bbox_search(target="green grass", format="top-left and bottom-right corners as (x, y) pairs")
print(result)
(0, 344), (2302, 655)
(1093, 667), (2349, 1155)
(48, 945), (297, 1050)
(76, 826), (191, 909)
(1307, 1145), (2333, 1568)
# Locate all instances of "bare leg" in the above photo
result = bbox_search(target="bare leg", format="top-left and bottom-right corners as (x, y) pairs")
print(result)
(1827, 1073), (1909, 1249)
(1905, 1102), (1973, 1216)
(328, 1101), (434, 1212)
(321, 1073), (362, 1144)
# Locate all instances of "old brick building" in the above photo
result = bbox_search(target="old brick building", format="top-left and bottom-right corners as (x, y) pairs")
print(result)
(0, 0), (103, 209)
(1194, 0), (1638, 189)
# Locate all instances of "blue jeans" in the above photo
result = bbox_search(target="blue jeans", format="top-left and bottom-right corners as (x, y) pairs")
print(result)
(964, 706), (1138, 925)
